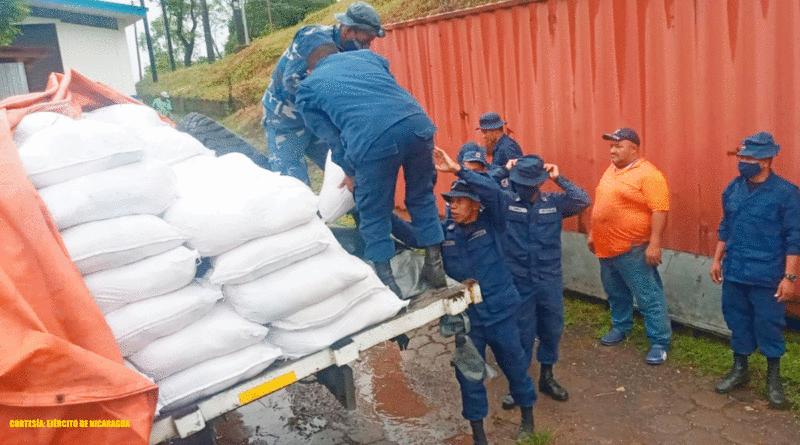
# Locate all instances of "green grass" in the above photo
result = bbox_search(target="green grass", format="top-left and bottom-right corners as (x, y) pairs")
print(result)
(563, 291), (800, 414)
(515, 429), (553, 445)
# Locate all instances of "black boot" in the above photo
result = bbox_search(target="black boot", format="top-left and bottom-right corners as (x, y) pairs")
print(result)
(420, 244), (447, 288)
(518, 406), (534, 438)
(539, 364), (569, 401)
(715, 353), (749, 394)
(469, 419), (488, 445)
(766, 358), (788, 410)
(374, 261), (403, 298)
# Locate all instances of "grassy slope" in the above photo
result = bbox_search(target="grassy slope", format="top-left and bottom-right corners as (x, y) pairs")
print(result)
(136, 0), (501, 145)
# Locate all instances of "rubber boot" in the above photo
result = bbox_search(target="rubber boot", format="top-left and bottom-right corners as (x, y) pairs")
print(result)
(539, 364), (569, 401)
(766, 358), (788, 410)
(420, 244), (447, 288)
(374, 261), (402, 298)
(469, 419), (488, 445)
(715, 353), (749, 394)
(518, 406), (534, 439)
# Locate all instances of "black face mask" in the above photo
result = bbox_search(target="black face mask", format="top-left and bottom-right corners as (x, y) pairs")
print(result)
(340, 39), (366, 51)
(515, 184), (538, 203)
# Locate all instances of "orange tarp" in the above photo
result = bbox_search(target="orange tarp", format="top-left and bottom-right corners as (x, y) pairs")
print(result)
(0, 70), (158, 445)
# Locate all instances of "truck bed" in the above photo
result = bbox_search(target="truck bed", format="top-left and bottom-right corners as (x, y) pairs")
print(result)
(149, 281), (479, 444)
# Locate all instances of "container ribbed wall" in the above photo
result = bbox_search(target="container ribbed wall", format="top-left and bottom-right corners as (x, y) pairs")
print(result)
(373, 0), (800, 257)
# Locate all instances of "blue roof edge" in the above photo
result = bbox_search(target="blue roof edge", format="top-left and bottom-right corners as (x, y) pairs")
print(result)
(36, 0), (146, 17)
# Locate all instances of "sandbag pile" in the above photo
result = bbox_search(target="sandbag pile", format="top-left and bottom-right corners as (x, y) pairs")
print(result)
(13, 107), (280, 413)
(13, 104), (409, 413)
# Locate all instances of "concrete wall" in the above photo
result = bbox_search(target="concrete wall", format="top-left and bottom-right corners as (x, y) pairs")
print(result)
(22, 17), (137, 96)
(561, 231), (730, 337)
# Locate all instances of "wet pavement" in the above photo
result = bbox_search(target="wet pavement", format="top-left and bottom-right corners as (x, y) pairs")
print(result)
(212, 320), (800, 445)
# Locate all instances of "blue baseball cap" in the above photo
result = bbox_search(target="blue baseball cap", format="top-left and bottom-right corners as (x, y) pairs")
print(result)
(509, 155), (549, 187)
(476, 112), (506, 130)
(602, 127), (641, 146)
(457, 142), (487, 166)
(335, 2), (385, 37)
(442, 180), (481, 203)
(738, 132), (780, 159)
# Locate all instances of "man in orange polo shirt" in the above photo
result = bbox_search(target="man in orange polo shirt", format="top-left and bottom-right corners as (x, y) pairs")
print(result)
(588, 128), (672, 365)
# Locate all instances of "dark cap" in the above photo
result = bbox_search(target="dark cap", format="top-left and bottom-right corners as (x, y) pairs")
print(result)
(738, 131), (780, 159)
(457, 142), (487, 166)
(442, 180), (481, 203)
(508, 155), (549, 187)
(476, 112), (506, 130)
(602, 127), (641, 146)
(335, 2), (385, 37)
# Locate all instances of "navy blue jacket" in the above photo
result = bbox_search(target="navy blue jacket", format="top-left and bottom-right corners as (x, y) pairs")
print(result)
(718, 173), (800, 288)
(459, 169), (591, 297)
(391, 184), (521, 327)
(295, 50), (434, 177)
(490, 134), (523, 168)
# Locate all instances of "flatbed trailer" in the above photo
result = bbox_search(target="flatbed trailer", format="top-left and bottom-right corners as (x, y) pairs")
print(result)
(149, 281), (480, 444)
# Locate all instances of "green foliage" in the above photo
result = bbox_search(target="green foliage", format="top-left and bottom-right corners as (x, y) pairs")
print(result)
(516, 429), (553, 445)
(0, 0), (29, 46)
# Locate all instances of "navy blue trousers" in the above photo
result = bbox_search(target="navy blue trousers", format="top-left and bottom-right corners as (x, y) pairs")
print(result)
(518, 280), (564, 369)
(722, 280), (786, 358)
(353, 114), (443, 262)
(456, 316), (537, 420)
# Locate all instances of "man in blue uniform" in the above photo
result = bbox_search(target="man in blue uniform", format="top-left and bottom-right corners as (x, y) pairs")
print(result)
(476, 112), (523, 168)
(464, 154), (591, 404)
(261, 2), (385, 185)
(295, 47), (445, 295)
(709, 132), (800, 409)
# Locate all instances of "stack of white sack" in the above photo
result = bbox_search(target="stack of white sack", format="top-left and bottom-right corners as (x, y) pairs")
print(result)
(13, 108), (281, 412)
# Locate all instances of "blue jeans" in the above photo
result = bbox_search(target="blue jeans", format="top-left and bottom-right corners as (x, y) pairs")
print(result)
(352, 115), (444, 262)
(722, 280), (786, 358)
(263, 111), (328, 186)
(599, 244), (672, 347)
(456, 316), (536, 420)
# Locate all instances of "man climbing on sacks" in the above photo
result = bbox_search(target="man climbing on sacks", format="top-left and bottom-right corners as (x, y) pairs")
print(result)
(295, 45), (446, 296)
(261, 1), (386, 185)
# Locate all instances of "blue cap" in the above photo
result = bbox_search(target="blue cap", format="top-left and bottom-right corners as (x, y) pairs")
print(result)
(442, 180), (481, 203)
(602, 127), (641, 146)
(335, 2), (385, 37)
(738, 132), (780, 159)
(509, 155), (549, 187)
(457, 142), (487, 166)
(476, 112), (506, 130)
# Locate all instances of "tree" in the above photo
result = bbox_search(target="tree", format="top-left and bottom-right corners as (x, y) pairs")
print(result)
(0, 0), (30, 46)
(223, 0), (333, 53)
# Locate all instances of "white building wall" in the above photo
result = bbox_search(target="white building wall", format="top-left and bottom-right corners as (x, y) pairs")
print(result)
(55, 22), (137, 96)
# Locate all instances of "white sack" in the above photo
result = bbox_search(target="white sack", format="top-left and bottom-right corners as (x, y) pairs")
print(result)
(164, 153), (317, 256)
(317, 150), (355, 223)
(129, 303), (269, 381)
(156, 342), (282, 412)
(267, 287), (407, 358)
(105, 283), (223, 356)
(18, 119), (144, 188)
(39, 160), (178, 229)
(83, 103), (170, 130)
(138, 126), (214, 165)
(62, 214), (188, 274)
(271, 275), (389, 331)
(224, 246), (371, 324)
(12, 111), (75, 147)
(86, 246), (199, 312)
(207, 218), (335, 285)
